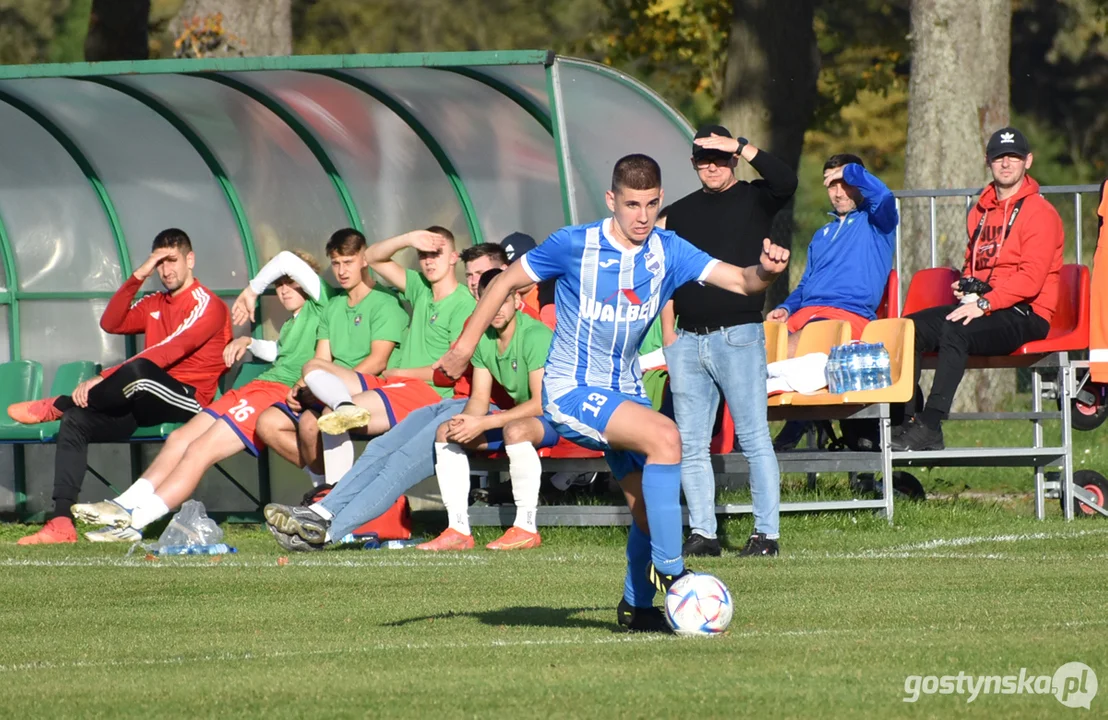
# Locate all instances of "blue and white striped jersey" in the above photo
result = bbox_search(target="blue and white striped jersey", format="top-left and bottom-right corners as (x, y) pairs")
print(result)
(520, 218), (718, 402)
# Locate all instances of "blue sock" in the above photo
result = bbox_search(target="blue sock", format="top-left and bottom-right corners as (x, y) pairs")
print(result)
(640, 462), (684, 577)
(623, 522), (655, 607)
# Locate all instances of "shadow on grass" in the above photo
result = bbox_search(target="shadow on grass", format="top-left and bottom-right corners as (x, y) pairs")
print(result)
(386, 605), (622, 632)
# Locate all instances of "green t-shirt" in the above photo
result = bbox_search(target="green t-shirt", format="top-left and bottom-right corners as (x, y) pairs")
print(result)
(640, 316), (665, 356)
(391, 268), (476, 397)
(258, 277), (335, 387)
(471, 311), (553, 406)
(317, 285), (408, 370)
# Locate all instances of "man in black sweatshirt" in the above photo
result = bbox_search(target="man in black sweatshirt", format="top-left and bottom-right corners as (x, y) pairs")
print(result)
(661, 125), (796, 557)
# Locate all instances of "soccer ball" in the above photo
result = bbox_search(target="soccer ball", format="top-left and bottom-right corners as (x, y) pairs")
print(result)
(664, 573), (733, 637)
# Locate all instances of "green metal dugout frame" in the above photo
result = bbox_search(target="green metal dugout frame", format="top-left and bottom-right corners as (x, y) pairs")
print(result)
(0, 50), (700, 519)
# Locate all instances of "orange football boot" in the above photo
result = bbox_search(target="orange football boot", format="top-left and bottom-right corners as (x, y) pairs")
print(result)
(416, 528), (474, 551)
(8, 397), (63, 425)
(17, 517), (77, 545)
(486, 526), (541, 551)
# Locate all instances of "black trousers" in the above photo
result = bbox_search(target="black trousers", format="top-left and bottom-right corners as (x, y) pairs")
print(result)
(894, 304), (1050, 424)
(51, 359), (202, 520)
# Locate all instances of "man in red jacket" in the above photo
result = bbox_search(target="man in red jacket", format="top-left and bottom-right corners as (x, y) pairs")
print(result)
(894, 127), (1064, 451)
(9, 229), (231, 544)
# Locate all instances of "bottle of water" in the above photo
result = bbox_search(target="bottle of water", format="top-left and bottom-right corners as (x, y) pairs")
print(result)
(361, 538), (425, 550)
(157, 543), (236, 556)
(873, 343), (892, 388)
(861, 343), (879, 390)
(848, 343), (865, 392)
(826, 345), (841, 393)
(337, 532), (379, 545)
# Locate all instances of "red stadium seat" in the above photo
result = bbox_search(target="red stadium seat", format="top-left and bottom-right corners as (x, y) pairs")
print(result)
(1013, 264), (1090, 354)
(901, 267), (959, 316)
(875, 270), (899, 319)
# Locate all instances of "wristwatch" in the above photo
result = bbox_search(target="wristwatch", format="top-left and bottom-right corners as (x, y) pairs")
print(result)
(736, 137), (749, 154)
(976, 297), (991, 314)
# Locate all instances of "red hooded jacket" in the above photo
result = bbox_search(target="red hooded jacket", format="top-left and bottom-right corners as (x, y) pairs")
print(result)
(99, 275), (231, 405)
(963, 175), (1064, 324)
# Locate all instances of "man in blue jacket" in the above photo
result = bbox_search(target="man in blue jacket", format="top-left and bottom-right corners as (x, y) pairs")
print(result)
(768, 154), (897, 448)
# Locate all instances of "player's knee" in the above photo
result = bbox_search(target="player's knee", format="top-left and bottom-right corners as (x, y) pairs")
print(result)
(502, 420), (530, 446)
(434, 421), (451, 443)
(651, 419), (683, 463)
(301, 358), (327, 377)
(165, 427), (191, 451)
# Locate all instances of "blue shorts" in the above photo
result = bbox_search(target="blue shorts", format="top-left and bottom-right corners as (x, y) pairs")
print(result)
(542, 386), (650, 480)
(483, 415), (561, 452)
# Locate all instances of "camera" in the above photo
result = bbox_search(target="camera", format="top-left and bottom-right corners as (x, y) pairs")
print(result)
(957, 277), (992, 296)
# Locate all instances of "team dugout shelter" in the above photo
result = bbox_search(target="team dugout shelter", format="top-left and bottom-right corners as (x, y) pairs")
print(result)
(0, 51), (702, 520)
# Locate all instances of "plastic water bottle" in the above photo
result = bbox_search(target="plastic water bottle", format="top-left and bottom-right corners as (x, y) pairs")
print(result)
(156, 543), (236, 556)
(361, 538), (425, 550)
(873, 344), (892, 388)
(826, 346), (841, 393)
(337, 532), (379, 545)
(848, 343), (866, 392)
(861, 343), (879, 390)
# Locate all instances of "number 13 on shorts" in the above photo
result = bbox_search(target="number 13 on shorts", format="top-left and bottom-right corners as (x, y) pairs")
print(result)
(582, 392), (608, 417)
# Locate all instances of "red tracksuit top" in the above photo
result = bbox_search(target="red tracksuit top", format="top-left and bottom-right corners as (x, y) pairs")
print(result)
(963, 175), (1064, 324)
(99, 275), (232, 405)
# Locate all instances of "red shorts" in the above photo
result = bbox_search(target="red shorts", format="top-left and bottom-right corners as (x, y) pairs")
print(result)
(203, 380), (290, 456)
(357, 374), (442, 427)
(787, 306), (870, 340)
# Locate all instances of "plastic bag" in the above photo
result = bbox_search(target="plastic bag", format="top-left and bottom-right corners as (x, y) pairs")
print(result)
(150, 500), (223, 551)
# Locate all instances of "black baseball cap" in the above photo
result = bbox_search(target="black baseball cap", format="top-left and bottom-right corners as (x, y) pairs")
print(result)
(692, 124), (733, 159)
(986, 127), (1031, 162)
(500, 232), (537, 261)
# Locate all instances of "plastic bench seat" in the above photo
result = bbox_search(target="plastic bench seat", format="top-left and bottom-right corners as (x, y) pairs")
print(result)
(791, 319), (916, 405)
(768, 320), (852, 407)
(875, 270), (899, 319)
(0, 361), (45, 442)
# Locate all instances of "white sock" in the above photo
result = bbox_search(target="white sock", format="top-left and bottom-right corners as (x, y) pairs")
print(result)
(130, 494), (170, 531)
(506, 442), (541, 533)
(309, 502), (333, 520)
(435, 442), (472, 536)
(304, 369), (354, 410)
(115, 478), (155, 510)
(306, 469), (326, 487)
(323, 432), (354, 485)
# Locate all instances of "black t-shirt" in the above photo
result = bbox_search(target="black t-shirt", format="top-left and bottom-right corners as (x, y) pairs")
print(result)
(666, 149), (797, 330)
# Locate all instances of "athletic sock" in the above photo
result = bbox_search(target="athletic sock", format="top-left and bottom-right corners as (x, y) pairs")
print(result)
(623, 522), (656, 607)
(304, 369), (354, 410)
(130, 494), (170, 531)
(114, 478), (155, 510)
(308, 502), (333, 521)
(640, 462), (684, 577)
(506, 442), (541, 533)
(306, 469), (326, 487)
(435, 442), (472, 536)
(322, 432), (354, 484)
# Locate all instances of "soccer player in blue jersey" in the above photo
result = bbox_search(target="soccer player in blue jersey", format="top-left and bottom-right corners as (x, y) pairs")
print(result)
(436, 154), (790, 631)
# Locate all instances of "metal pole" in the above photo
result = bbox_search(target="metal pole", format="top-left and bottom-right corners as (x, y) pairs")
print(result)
(1032, 368), (1045, 520)
(1075, 192), (1083, 265)
(929, 196), (937, 268)
(547, 59), (579, 224)
(1061, 357), (1075, 520)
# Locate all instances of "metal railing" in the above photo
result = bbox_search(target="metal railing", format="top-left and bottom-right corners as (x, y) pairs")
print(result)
(892, 183), (1100, 310)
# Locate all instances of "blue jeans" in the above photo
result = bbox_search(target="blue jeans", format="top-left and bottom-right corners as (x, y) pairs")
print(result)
(320, 399), (468, 540)
(663, 323), (780, 539)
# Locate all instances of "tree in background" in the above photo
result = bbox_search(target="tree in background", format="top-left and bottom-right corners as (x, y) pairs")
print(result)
(903, 0), (1012, 412)
(168, 0), (291, 57)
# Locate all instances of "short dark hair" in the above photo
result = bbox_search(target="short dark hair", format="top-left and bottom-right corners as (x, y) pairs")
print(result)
(426, 226), (456, 248)
(326, 228), (366, 257)
(152, 228), (192, 253)
(477, 267), (504, 296)
(823, 153), (865, 172)
(612, 154), (662, 192)
(460, 243), (509, 266)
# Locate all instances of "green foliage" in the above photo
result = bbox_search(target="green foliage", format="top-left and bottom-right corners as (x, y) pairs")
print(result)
(0, 0), (70, 65)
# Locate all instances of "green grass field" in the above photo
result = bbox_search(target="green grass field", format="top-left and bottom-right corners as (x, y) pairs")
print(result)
(2, 497), (1106, 719)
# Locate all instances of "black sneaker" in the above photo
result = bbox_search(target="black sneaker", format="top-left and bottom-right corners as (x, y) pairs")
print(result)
(891, 417), (916, 441)
(647, 563), (692, 593)
(267, 523), (323, 552)
(682, 533), (722, 557)
(889, 422), (944, 452)
(773, 420), (811, 451)
(264, 503), (329, 544)
(617, 598), (671, 633)
(737, 532), (780, 557)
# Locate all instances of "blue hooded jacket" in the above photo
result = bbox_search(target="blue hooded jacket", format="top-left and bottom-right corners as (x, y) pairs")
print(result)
(779, 164), (897, 319)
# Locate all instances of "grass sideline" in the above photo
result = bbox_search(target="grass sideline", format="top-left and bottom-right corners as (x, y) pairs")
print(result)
(1, 500), (1105, 718)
